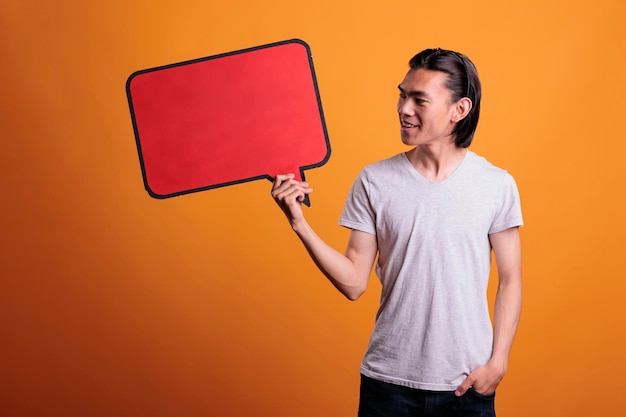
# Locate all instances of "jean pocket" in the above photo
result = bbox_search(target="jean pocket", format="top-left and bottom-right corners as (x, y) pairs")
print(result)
(469, 388), (496, 401)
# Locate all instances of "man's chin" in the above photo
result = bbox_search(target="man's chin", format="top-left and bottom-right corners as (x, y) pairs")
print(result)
(400, 132), (418, 146)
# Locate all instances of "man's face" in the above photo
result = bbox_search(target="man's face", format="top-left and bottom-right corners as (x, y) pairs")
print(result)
(397, 68), (459, 147)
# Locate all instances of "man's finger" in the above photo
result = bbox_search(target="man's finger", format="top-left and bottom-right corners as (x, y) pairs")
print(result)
(272, 173), (296, 193)
(454, 378), (473, 397)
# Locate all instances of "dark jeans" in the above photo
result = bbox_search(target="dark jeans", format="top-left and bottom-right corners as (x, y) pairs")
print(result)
(358, 374), (496, 417)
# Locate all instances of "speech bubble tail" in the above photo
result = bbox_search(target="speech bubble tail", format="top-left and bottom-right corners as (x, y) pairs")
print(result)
(296, 168), (311, 207)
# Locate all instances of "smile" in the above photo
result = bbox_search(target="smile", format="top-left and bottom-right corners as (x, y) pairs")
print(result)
(401, 120), (418, 128)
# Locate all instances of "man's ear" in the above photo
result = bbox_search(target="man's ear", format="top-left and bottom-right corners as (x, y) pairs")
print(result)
(451, 97), (472, 122)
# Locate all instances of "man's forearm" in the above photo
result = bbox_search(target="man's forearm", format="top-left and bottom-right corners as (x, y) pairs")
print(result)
(490, 276), (522, 370)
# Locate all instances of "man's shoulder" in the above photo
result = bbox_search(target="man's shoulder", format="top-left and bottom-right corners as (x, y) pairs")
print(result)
(361, 153), (406, 174)
(463, 151), (521, 198)
(466, 151), (512, 177)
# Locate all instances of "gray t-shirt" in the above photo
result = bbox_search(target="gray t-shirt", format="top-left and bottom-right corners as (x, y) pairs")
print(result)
(339, 151), (523, 391)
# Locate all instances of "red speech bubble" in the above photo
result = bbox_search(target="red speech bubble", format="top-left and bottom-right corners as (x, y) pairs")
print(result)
(126, 39), (330, 206)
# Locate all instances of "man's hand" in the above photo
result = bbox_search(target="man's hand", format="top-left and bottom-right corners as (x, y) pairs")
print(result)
(271, 173), (312, 226)
(454, 361), (506, 397)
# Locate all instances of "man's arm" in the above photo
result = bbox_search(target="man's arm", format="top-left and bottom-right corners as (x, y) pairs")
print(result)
(455, 226), (522, 396)
(271, 174), (378, 300)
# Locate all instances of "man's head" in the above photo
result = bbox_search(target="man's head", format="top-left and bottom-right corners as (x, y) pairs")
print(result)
(407, 49), (482, 148)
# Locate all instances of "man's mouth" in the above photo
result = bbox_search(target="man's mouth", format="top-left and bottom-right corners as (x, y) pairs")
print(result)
(401, 119), (418, 128)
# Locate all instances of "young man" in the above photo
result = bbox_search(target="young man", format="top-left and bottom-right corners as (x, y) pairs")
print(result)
(271, 48), (523, 417)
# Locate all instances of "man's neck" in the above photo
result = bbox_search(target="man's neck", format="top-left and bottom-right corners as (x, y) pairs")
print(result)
(406, 144), (468, 183)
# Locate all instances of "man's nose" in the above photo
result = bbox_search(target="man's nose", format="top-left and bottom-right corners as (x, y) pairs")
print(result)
(398, 98), (413, 115)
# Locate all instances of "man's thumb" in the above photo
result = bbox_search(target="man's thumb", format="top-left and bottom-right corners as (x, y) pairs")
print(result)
(454, 380), (471, 397)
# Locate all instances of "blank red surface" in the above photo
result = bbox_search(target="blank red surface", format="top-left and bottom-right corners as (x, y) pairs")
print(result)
(127, 40), (330, 198)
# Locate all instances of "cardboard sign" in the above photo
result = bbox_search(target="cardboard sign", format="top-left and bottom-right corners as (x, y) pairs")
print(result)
(126, 39), (330, 205)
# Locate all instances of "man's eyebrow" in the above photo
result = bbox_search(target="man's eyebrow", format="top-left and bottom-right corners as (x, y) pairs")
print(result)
(397, 85), (429, 98)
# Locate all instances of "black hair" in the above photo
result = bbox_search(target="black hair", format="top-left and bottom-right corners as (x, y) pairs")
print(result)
(408, 48), (482, 148)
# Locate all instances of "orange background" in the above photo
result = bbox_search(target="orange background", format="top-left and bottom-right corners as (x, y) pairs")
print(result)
(1, 1), (625, 416)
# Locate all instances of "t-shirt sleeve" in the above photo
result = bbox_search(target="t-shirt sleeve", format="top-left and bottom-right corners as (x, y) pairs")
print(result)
(489, 172), (524, 234)
(338, 171), (377, 235)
